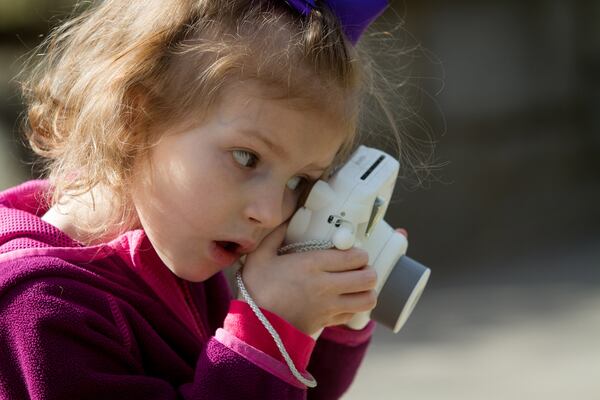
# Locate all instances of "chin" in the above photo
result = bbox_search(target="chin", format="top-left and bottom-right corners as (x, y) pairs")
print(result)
(169, 260), (225, 283)
(169, 266), (211, 283)
(154, 247), (214, 282)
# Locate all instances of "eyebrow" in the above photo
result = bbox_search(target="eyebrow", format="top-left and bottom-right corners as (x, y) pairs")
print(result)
(242, 129), (329, 171)
(245, 129), (289, 159)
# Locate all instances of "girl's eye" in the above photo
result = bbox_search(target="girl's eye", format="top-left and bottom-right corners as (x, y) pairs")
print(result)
(286, 176), (308, 191)
(232, 149), (309, 192)
(232, 149), (259, 168)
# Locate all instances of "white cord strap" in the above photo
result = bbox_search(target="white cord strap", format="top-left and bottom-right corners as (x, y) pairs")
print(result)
(277, 240), (334, 255)
(235, 239), (333, 389)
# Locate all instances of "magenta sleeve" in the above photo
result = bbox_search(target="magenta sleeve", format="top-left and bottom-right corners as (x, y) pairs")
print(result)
(319, 320), (376, 346)
(306, 322), (375, 399)
(222, 300), (315, 370)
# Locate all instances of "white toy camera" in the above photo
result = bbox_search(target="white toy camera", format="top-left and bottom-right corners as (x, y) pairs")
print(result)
(285, 145), (431, 333)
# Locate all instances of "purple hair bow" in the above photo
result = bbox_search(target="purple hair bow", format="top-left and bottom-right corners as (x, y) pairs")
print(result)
(286, 0), (388, 45)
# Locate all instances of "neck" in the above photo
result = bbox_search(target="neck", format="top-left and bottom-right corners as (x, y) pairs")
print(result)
(41, 186), (127, 245)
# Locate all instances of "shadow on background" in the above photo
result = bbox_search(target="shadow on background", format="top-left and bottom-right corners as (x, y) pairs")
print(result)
(0, 1), (598, 399)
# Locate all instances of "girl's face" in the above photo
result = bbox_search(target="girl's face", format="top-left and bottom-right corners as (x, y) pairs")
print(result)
(131, 82), (348, 282)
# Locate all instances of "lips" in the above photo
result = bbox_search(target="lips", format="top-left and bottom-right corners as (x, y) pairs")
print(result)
(210, 239), (257, 267)
(216, 241), (240, 253)
(210, 241), (240, 267)
(218, 239), (257, 255)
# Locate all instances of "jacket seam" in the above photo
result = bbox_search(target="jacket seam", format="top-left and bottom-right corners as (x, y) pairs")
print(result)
(106, 293), (132, 352)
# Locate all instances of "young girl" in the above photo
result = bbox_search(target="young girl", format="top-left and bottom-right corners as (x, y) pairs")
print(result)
(0, 0), (408, 398)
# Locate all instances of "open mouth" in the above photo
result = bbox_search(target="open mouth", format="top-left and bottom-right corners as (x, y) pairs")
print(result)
(215, 241), (240, 255)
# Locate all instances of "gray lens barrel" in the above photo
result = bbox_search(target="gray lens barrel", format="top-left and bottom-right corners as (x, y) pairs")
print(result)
(371, 256), (430, 333)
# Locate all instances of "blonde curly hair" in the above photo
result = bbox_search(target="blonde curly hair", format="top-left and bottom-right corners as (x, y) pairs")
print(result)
(19, 0), (412, 240)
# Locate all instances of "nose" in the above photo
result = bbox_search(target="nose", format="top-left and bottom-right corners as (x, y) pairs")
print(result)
(243, 184), (291, 229)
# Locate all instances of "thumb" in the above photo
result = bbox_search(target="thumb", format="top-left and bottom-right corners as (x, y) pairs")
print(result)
(395, 228), (408, 238)
(251, 223), (288, 259)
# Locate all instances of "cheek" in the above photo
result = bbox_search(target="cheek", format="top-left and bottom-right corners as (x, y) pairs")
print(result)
(160, 146), (225, 197)
(283, 190), (301, 220)
(176, 152), (252, 226)
(132, 150), (216, 228)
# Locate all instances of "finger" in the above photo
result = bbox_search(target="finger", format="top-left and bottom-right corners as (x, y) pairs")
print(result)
(337, 290), (378, 314)
(251, 223), (288, 258)
(326, 265), (378, 294)
(328, 313), (355, 327)
(395, 228), (408, 238)
(312, 247), (369, 273)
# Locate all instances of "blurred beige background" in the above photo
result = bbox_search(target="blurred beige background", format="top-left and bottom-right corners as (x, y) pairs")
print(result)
(1, 1), (599, 399)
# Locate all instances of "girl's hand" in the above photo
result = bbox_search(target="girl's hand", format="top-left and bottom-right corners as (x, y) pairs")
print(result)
(395, 228), (408, 238)
(242, 224), (377, 335)
(242, 225), (410, 335)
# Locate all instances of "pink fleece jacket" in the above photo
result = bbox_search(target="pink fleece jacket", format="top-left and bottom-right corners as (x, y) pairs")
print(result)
(0, 180), (374, 399)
